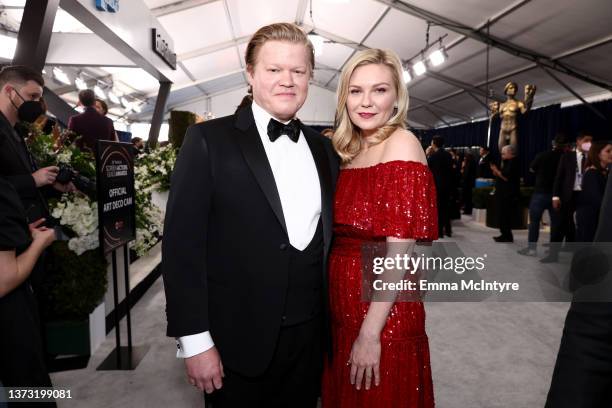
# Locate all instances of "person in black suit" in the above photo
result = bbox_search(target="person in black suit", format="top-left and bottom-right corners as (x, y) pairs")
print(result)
(477, 146), (494, 179)
(461, 152), (477, 215)
(517, 134), (566, 256)
(575, 141), (611, 243)
(162, 23), (338, 407)
(0, 178), (57, 404)
(542, 131), (593, 262)
(491, 144), (520, 242)
(545, 158), (612, 408)
(427, 135), (453, 237)
(68, 89), (116, 154)
(0, 66), (75, 288)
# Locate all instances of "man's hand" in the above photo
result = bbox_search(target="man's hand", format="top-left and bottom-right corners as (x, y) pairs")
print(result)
(53, 181), (76, 193)
(184, 346), (224, 394)
(552, 198), (561, 210)
(32, 166), (59, 187)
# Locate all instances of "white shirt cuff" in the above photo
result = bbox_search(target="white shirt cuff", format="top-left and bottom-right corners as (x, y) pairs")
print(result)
(176, 331), (214, 358)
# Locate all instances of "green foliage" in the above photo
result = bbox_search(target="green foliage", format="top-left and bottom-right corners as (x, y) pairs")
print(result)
(43, 242), (108, 321)
(169, 110), (197, 149)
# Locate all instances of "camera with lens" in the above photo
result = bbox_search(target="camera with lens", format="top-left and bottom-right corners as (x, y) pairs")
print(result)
(56, 164), (95, 194)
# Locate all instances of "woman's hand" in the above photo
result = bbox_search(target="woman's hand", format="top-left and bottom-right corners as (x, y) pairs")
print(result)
(29, 218), (56, 249)
(349, 331), (381, 390)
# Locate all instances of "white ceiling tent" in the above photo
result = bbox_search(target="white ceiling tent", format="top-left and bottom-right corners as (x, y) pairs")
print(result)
(1, 0), (610, 131)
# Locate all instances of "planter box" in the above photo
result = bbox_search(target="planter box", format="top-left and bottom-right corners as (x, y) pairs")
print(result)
(45, 302), (105, 357)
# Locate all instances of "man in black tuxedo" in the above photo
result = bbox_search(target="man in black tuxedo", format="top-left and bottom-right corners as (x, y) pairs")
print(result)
(491, 144), (521, 242)
(427, 136), (454, 237)
(545, 167), (612, 407)
(542, 132), (593, 262)
(162, 23), (338, 407)
(68, 89), (116, 154)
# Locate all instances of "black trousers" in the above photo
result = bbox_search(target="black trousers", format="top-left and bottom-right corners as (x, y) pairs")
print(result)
(0, 285), (55, 407)
(497, 194), (516, 239)
(546, 302), (612, 408)
(551, 194), (578, 245)
(205, 316), (323, 408)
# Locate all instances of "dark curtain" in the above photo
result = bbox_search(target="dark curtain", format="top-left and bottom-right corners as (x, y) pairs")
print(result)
(413, 99), (612, 185)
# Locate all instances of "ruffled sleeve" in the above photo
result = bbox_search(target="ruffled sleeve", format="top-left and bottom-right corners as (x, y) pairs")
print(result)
(0, 178), (31, 252)
(371, 161), (438, 240)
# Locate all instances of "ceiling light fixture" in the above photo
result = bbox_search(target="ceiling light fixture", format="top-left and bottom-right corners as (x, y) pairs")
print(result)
(402, 69), (412, 84)
(52, 67), (71, 85)
(413, 60), (427, 76)
(428, 49), (446, 67)
(94, 84), (107, 100)
(0, 34), (17, 60)
(108, 90), (120, 104)
(75, 76), (87, 90)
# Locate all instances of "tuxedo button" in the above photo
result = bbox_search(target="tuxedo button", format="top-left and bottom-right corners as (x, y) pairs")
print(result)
(279, 243), (288, 250)
(281, 315), (287, 321)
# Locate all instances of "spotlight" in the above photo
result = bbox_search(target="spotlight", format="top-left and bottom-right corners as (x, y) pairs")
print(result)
(75, 77), (87, 90)
(108, 90), (120, 104)
(121, 97), (133, 111)
(402, 69), (412, 83)
(52, 67), (71, 85)
(94, 84), (107, 100)
(428, 49), (446, 67)
(413, 60), (427, 76)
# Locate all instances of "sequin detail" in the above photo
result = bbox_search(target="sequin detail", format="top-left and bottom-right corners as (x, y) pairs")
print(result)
(322, 160), (437, 408)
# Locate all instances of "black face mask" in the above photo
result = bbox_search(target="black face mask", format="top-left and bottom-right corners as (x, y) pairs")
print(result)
(11, 89), (45, 123)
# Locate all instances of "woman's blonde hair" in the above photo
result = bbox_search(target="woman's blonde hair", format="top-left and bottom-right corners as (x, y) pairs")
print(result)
(237, 23), (315, 111)
(332, 48), (409, 163)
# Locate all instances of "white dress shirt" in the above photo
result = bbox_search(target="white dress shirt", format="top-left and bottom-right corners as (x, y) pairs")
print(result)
(176, 101), (321, 358)
(573, 150), (585, 191)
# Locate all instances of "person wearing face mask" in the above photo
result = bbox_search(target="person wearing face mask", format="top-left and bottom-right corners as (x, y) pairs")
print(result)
(575, 141), (612, 243)
(0, 177), (57, 405)
(542, 131), (594, 262)
(0, 66), (76, 286)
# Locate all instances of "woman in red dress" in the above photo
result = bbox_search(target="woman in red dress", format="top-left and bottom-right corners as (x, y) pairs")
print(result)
(321, 49), (438, 407)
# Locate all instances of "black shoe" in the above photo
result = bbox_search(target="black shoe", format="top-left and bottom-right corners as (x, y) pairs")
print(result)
(494, 236), (513, 243)
(540, 254), (558, 263)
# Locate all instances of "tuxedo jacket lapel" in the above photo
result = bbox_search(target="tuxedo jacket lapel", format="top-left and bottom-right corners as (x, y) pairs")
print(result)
(234, 107), (288, 236)
(302, 126), (333, 255)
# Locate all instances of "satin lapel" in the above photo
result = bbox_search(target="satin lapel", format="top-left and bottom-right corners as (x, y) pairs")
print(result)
(234, 107), (288, 235)
(302, 127), (333, 254)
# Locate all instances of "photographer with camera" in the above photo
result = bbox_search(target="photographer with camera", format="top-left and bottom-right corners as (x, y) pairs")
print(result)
(0, 178), (57, 400)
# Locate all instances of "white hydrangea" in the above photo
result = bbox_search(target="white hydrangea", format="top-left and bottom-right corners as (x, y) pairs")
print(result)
(68, 232), (99, 255)
(56, 149), (73, 164)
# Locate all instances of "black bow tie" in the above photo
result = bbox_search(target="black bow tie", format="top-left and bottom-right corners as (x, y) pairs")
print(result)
(267, 118), (300, 143)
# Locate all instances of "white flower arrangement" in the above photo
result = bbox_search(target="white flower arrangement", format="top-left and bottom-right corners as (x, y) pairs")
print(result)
(51, 193), (99, 255)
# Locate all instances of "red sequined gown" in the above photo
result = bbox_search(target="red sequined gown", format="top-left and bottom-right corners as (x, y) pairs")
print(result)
(322, 160), (438, 408)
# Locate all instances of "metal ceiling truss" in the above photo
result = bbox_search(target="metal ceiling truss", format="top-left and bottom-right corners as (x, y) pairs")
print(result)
(151, 0), (220, 17)
(372, 0), (612, 91)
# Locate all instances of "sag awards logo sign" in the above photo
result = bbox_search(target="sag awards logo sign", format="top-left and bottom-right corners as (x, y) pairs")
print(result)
(95, 0), (119, 13)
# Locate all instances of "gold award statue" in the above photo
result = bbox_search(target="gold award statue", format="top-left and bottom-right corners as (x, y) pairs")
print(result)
(489, 82), (536, 152)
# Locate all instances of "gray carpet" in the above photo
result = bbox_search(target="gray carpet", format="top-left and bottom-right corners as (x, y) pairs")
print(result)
(51, 216), (568, 407)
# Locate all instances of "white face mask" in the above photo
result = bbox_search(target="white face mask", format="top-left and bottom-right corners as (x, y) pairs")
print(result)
(581, 142), (592, 152)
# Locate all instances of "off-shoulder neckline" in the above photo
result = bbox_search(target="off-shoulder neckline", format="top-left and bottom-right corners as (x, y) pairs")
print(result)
(341, 159), (428, 171)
